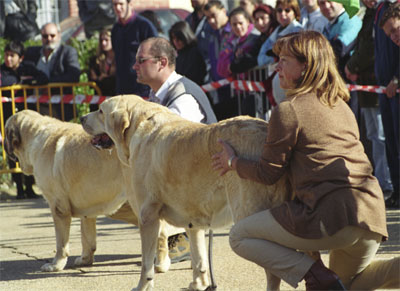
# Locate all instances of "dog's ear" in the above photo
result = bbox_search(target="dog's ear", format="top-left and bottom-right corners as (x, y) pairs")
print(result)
(5, 122), (21, 156)
(109, 109), (131, 165)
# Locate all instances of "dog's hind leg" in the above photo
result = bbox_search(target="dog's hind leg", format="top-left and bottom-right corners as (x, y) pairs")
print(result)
(186, 228), (210, 291)
(41, 204), (71, 272)
(75, 217), (96, 267)
(133, 201), (163, 291)
(154, 220), (171, 273)
(266, 269), (281, 291)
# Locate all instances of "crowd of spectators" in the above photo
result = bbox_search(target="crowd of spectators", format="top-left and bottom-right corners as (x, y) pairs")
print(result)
(0, 0), (399, 207)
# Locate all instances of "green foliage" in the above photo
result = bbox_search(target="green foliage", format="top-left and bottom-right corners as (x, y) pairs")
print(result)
(69, 36), (98, 74)
(69, 36), (100, 120)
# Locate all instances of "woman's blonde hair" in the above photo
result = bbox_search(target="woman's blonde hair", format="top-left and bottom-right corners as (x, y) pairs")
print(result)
(272, 31), (349, 107)
(96, 28), (112, 62)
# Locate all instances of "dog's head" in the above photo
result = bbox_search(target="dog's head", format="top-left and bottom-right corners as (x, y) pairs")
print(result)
(81, 95), (174, 166)
(4, 110), (42, 174)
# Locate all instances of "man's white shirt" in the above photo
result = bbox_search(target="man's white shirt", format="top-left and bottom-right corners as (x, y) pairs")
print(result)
(149, 71), (205, 123)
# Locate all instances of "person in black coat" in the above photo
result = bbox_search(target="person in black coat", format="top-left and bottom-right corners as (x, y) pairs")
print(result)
(23, 23), (81, 120)
(169, 21), (207, 86)
(1, 41), (48, 199)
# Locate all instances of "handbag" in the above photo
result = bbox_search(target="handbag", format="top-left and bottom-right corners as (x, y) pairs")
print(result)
(4, 11), (39, 42)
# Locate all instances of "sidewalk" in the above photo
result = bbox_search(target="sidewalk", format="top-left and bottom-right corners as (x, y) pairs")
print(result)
(0, 189), (399, 291)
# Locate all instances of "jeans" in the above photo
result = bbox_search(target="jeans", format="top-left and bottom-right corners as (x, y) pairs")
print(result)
(378, 93), (399, 196)
(362, 107), (393, 192)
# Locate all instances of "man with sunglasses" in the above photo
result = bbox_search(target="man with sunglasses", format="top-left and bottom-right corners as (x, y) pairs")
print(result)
(24, 22), (81, 121)
(134, 37), (217, 124)
(134, 37), (217, 264)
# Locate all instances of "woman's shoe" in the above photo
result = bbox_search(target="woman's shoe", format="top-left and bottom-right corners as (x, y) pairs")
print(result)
(303, 259), (346, 290)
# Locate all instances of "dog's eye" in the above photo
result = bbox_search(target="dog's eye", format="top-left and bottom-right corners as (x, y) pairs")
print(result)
(99, 109), (103, 114)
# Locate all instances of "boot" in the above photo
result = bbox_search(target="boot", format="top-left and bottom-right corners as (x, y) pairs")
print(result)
(303, 259), (346, 290)
(13, 173), (25, 200)
(24, 175), (40, 199)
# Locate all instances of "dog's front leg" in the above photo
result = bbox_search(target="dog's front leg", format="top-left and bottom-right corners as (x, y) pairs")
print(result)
(186, 228), (210, 291)
(41, 204), (72, 272)
(75, 217), (96, 267)
(132, 202), (162, 291)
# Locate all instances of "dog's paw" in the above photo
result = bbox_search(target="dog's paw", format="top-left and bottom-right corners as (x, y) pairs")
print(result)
(154, 260), (170, 273)
(41, 262), (65, 272)
(188, 282), (210, 291)
(131, 281), (154, 291)
(74, 256), (94, 267)
(154, 251), (171, 273)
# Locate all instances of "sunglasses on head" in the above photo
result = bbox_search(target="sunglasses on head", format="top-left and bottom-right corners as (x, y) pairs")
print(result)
(42, 33), (56, 38)
(277, 8), (292, 13)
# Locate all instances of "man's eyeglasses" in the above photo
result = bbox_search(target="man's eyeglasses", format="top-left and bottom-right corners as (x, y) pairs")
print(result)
(42, 33), (56, 39)
(135, 56), (160, 64)
(277, 8), (292, 13)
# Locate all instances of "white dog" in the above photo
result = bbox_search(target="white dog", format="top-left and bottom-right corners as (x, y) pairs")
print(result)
(4, 110), (171, 273)
(81, 95), (291, 291)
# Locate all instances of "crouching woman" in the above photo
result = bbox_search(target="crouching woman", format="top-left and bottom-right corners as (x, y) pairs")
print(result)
(212, 31), (399, 290)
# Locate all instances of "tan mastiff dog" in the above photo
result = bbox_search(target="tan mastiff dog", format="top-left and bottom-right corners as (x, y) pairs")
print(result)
(4, 110), (171, 273)
(81, 95), (291, 291)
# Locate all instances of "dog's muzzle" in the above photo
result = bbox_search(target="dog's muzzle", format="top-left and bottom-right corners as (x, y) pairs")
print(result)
(91, 133), (114, 150)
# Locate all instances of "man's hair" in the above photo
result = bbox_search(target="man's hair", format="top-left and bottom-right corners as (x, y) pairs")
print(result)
(143, 37), (176, 68)
(228, 7), (251, 23)
(380, 2), (400, 28)
(5, 41), (25, 57)
(41, 22), (61, 33)
(169, 21), (197, 48)
(204, 0), (225, 11)
(272, 31), (349, 107)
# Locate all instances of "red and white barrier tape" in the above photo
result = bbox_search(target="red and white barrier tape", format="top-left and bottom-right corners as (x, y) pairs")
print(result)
(201, 78), (400, 94)
(201, 77), (234, 92)
(1, 82), (399, 104)
(1, 94), (109, 104)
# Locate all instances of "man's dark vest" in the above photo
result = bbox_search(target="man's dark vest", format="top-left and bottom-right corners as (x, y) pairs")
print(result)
(162, 76), (217, 124)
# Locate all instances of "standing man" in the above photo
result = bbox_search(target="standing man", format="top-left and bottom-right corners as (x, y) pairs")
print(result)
(134, 37), (217, 263)
(380, 2), (400, 47)
(203, 0), (235, 120)
(319, 0), (362, 75)
(134, 37), (217, 124)
(374, 0), (399, 208)
(186, 0), (214, 84)
(24, 22), (81, 121)
(300, 0), (329, 32)
(344, 0), (393, 199)
(111, 0), (158, 97)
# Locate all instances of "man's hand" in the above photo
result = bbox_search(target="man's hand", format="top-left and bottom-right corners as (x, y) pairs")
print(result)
(386, 78), (399, 98)
(345, 65), (358, 82)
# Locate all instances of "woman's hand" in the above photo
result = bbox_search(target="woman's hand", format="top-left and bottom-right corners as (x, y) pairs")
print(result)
(212, 139), (237, 176)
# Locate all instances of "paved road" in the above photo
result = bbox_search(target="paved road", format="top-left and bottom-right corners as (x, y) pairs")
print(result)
(0, 190), (399, 291)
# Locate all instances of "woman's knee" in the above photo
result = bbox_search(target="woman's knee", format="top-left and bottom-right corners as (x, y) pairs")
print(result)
(229, 222), (242, 253)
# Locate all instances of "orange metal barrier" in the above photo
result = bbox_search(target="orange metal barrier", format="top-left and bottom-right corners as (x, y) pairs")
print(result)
(0, 82), (103, 175)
